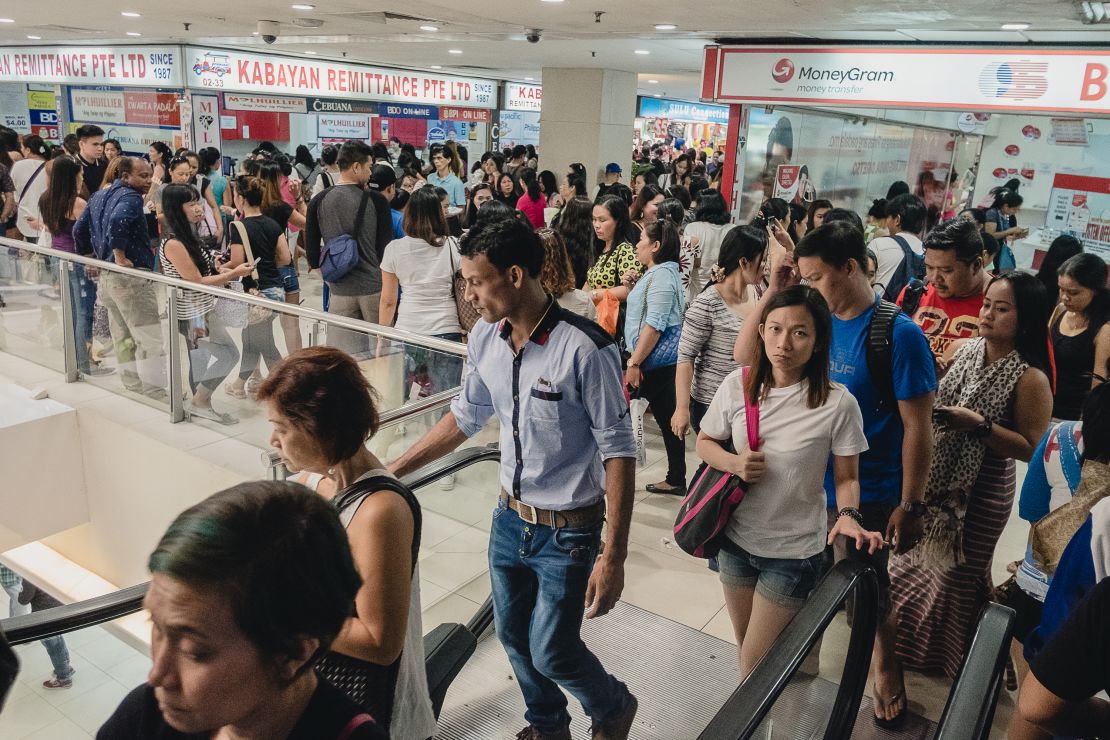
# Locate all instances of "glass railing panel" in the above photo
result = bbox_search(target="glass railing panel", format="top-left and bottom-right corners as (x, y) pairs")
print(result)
(0, 247), (65, 373)
(0, 613), (150, 737)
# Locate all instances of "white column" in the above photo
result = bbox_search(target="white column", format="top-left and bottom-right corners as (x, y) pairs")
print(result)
(538, 68), (637, 194)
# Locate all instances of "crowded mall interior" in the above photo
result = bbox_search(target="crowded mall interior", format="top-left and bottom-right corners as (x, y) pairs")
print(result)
(1, 2), (1110, 738)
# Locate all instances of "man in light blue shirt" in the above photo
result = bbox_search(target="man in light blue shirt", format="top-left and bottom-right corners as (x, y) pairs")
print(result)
(424, 144), (466, 207)
(391, 216), (639, 740)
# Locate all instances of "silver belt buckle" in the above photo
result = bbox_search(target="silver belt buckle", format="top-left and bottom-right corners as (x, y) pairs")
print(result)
(517, 501), (539, 525)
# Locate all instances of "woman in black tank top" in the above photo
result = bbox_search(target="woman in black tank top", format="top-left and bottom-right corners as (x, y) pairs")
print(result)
(1051, 254), (1110, 420)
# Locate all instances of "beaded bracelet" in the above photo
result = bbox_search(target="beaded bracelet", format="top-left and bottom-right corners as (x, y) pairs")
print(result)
(837, 506), (864, 527)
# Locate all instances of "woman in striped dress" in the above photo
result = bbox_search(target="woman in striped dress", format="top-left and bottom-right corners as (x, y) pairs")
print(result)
(888, 272), (1053, 679)
(672, 225), (767, 438)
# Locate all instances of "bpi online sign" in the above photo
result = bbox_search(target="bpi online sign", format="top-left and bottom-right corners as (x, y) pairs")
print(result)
(707, 47), (1110, 113)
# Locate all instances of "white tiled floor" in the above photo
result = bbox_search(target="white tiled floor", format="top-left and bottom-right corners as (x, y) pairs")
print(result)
(1, 346), (1033, 737)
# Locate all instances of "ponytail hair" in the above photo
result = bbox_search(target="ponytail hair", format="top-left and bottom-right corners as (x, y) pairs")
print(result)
(709, 225), (768, 287)
(643, 218), (681, 264)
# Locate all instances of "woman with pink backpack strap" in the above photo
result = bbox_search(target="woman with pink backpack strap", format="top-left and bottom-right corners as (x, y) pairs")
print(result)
(694, 285), (885, 677)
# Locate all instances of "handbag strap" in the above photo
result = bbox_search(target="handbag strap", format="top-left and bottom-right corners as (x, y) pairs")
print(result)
(230, 219), (259, 282)
(17, 162), (46, 206)
(337, 713), (375, 740)
(741, 366), (760, 451)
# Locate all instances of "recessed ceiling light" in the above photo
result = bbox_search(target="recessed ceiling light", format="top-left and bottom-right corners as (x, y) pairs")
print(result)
(431, 65), (443, 69)
(647, 79), (659, 84)
(634, 49), (650, 55)
(291, 3), (315, 10)
(27, 34), (40, 39)
(654, 24), (677, 30)
(540, 0), (565, 3)
(448, 48), (462, 54)
(1001, 21), (1031, 30)
(524, 76), (534, 81)
(420, 25), (438, 31)
(0, 18), (14, 23)
(126, 31), (141, 36)
(121, 11), (141, 17)
(304, 50), (317, 54)
(652, 93), (661, 98)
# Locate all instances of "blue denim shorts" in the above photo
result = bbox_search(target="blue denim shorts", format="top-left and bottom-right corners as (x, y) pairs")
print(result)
(278, 264), (300, 294)
(717, 538), (824, 609)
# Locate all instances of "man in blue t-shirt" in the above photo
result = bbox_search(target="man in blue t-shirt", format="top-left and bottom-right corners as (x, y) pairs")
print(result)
(793, 221), (936, 728)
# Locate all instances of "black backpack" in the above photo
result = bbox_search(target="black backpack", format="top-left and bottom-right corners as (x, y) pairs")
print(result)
(881, 235), (926, 303)
(866, 299), (902, 412)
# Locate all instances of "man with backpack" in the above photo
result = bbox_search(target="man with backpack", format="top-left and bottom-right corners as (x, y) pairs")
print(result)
(871, 193), (927, 302)
(737, 220), (936, 729)
(897, 218), (988, 372)
(74, 156), (166, 399)
(304, 141), (382, 354)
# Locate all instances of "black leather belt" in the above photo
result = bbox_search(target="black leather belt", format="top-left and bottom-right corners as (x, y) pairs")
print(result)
(499, 491), (605, 528)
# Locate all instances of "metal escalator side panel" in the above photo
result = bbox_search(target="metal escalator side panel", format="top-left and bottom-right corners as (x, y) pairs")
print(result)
(423, 622), (478, 719)
(697, 561), (879, 740)
(933, 603), (1016, 740)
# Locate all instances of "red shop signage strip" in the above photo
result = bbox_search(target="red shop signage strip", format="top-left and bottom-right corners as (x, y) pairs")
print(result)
(1053, 173), (1110, 196)
(439, 106), (490, 122)
(123, 91), (181, 127)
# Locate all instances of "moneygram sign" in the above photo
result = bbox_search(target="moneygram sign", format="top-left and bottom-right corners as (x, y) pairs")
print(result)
(703, 46), (1110, 114)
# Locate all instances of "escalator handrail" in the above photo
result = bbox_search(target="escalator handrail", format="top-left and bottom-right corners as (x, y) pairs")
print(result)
(0, 446), (502, 646)
(933, 602), (1016, 740)
(2, 583), (148, 646)
(697, 560), (879, 740)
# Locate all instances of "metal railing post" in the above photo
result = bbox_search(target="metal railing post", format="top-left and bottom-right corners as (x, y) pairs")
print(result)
(57, 261), (79, 382)
(167, 287), (185, 423)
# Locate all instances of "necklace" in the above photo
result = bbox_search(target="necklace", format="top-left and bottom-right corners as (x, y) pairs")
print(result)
(1064, 311), (1088, 332)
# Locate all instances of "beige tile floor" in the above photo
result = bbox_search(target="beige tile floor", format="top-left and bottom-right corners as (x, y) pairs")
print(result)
(0, 348), (1028, 738)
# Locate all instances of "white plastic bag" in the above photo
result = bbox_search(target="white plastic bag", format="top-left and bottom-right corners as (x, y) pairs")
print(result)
(630, 397), (650, 468)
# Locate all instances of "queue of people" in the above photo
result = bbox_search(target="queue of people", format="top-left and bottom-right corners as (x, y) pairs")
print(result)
(3, 121), (1110, 739)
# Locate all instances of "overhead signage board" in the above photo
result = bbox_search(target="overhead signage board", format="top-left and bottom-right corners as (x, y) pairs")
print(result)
(703, 46), (1110, 114)
(380, 103), (438, 119)
(637, 96), (729, 124)
(223, 93), (307, 113)
(185, 47), (496, 108)
(307, 97), (377, 115)
(439, 106), (491, 122)
(69, 87), (182, 129)
(0, 46), (181, 87)
(317, 113), (370, 139)
(503, 83), (542, 111)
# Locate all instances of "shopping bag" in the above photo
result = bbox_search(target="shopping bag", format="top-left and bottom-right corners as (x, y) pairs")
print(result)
(596, 289), (620, 337)
(630, 395), (650, 468)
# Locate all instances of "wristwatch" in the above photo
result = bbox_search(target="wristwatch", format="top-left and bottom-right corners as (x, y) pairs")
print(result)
(626, 360), (640, 369)
(900, 500), (927, 517)
(972, 417), (994, 439)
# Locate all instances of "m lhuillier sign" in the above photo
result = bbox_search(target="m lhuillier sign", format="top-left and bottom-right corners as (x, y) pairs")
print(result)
(702, 46), (1110, 114)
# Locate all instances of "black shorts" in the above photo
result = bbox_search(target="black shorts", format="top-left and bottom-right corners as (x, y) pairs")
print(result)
(995, 576), (1044, 643)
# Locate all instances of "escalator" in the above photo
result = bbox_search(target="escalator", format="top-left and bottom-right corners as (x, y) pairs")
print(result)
(0, 447), (1017, 739)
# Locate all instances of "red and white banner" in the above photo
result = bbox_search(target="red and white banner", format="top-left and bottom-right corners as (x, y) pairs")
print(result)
(223, 92), (307, 113)
(124, 91), (181, 127)
(69, 89), (126, 122)
(439, 106), (491, 122)
(185, 47), (497, 108)
(503, 83), (542, 111)
(0, 46), (181, 87)
(703, 46), (1110, 114)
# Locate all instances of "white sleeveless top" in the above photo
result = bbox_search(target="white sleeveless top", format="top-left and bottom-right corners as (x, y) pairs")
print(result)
(340, 469), (436, 740)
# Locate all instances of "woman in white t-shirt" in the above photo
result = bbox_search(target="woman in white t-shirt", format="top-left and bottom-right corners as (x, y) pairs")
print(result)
(379, 186), (464, 396)
(696, 285), (883, 677)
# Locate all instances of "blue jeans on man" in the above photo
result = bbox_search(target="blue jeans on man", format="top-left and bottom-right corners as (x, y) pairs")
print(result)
(488, 501), (630, 732)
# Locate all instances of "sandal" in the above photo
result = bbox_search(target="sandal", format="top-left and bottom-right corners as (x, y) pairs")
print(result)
(189, 404), (240, 426)
(245, 376), (262, 397)
(225, 385), (247, 399)
(872, 665), (908, 730)
(646, 482), (686, 495)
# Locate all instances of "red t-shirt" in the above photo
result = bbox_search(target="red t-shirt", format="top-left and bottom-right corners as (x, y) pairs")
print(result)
(516, 192), (547, 229)
(897, 283), (983, 366)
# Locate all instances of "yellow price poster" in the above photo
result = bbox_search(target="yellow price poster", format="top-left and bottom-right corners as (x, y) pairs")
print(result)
(27, 90), (55, 110)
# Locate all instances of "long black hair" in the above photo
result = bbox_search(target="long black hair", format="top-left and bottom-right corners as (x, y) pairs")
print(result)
(593, 194), (636, 252)
(538, 169), (558, 197)
(1036, 234), (1083, 305)
(710, 225), (768, 289)
(518, 167), (541, 201)
(161, 184), (208, 274)
(1058, 252), (1110, 328)
(987, 272), (1051, 375)
(746, 285), (833, 409)
(39, 157), (82, 235)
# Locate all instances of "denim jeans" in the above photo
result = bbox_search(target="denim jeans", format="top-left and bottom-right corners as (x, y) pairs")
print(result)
(488, 501), (629, 732)
(67, 265), (97, 372)
(41, 635), (74, 680)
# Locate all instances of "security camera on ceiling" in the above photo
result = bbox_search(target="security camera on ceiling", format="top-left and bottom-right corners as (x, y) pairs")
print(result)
(258, 20), (280, 44)
(526, 29), (542, 43)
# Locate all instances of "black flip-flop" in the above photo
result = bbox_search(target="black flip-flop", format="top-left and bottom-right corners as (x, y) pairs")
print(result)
(872, 682), (908, 730)
(646, 483), (686, 495)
